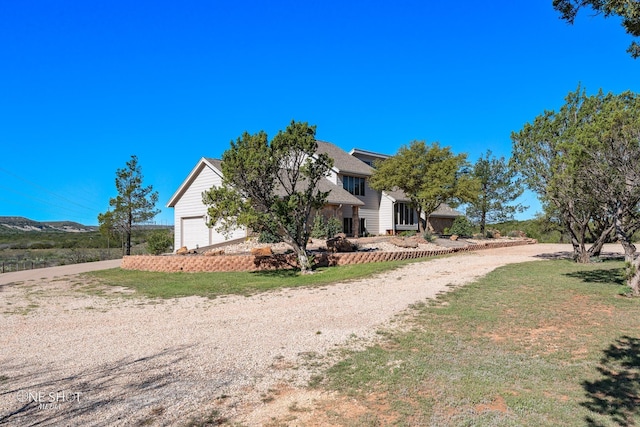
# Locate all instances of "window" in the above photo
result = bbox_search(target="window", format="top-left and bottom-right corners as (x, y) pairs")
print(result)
(343, 175), (365, 196)
(395, 203), (415, 225)
(343, 218), (352, 235)
(343, 218), (366, 236)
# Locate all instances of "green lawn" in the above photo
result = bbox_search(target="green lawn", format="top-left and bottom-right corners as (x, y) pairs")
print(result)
(85, 258), (422, 298)
(318, 259), (639, 426)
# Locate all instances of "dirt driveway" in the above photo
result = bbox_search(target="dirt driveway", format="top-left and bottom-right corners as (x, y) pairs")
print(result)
(0, 244), (622, 426)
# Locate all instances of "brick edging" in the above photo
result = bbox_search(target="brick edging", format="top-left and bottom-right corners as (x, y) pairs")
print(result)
(121, 239), (534, 273)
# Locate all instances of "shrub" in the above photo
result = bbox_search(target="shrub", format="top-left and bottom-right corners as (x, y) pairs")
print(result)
(310, 214), (343, 239)
(422, 230), (436, 243)
(326, 217), (342, 238)
(399, 230), (416, 237)
(311, 213), (328, 239)
(448, 216), (474, 237)
(146, 230), (173, 255)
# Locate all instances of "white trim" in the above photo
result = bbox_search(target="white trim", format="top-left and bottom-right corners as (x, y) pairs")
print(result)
(167, 158), (223, 207)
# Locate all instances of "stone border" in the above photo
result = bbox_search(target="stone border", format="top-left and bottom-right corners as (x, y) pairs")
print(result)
(121, 240), (535, 273)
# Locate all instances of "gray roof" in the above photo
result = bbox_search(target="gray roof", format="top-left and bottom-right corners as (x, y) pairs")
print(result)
(384, 188), (412, 203)
(316, 141), (375, 176)
(318, 179), (364, 206)
(209, 157), (363, 206)
(204, 157), (222, 171)
(431, 204), (462, 218)
(273, 171), (364, 206)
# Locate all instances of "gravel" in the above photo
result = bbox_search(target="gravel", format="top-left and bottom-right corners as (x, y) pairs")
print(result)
(0, 243), (615, 426)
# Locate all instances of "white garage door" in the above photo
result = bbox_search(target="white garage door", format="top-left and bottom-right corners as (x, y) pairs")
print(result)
(181, 217), (210, 250)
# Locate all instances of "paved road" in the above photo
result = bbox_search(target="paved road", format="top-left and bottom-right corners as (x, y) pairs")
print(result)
(0, 258), (122, 285)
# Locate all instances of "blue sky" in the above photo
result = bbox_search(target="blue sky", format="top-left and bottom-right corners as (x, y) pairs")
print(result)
(1, 1), (638, 226)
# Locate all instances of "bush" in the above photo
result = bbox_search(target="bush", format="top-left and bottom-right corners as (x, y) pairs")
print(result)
(146, 230), (173, 255)
(310, 214), (343, 239)
(448, 216), (474, 237)
(311, 213), (328, 239)
(399, 230), (417, 237)
(326, 217), (342, 238)
(422, 230), (436, 243)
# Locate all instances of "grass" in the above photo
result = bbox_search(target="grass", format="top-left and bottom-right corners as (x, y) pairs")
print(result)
(318, 258), (640, 426)
(84, 258), (423, 299)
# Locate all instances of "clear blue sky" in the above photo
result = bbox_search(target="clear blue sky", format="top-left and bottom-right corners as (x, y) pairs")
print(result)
(1, 1), (637, 226)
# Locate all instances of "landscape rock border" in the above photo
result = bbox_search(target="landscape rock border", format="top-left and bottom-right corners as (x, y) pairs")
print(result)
(121, 239), (536, 273)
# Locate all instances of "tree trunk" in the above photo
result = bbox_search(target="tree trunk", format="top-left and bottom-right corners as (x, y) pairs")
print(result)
(296, 250), (313, 274)
(620, 240), (637, 263)
(570, 235), (591, 263)
(416, 207), (424, 233)
(588, 239), (606, 259)
(287, 239), (313, 274)
(628, 255), (640, 296)
(125, 234), (130, 255)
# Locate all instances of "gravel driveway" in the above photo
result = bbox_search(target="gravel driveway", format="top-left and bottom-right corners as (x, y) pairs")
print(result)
(0, 244), (621, 426)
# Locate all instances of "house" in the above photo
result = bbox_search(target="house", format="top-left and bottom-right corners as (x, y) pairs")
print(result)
(167, 141), (460, 250)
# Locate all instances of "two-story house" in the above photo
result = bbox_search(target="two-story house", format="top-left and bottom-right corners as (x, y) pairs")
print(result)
(167, 141), (460, 250)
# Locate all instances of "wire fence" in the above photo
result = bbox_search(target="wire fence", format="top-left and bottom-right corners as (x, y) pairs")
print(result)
(0, 252), (125, 274)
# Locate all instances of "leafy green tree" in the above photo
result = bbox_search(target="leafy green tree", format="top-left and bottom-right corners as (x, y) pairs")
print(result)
(511, 86), (615, 263)
(97, 209), (119, 256)
(100, 155), (160, 255)
(553, 0), (640, 58)
(574, 90), (640, 294)
(146, 229), (173, 255)
(202, 121), (333, 273)
(369, 141), (477, 232)
(466, 151), (526, 235)
(447, 216), (474, 237)
(576, 91), (640, 262)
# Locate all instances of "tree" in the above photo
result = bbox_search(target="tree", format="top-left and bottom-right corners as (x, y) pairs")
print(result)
(513, 86), (640, 295)
(146, 229), (174, 255)
(576, 90), (640, 294)
(512, 86), (616, 263)
(97, 209), (119, 257)
(553, 0), (640, 58)
(369, 140), (477, 232)
(202, 120), (333, 274)
(466, 151), (526, 235)
(99, 155), (160, 256)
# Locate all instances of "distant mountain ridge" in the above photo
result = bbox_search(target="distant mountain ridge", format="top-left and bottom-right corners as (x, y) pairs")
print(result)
(0, 216), (96, 233)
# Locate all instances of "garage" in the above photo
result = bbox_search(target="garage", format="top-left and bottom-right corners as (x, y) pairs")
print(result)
(180, 216), (210, 250)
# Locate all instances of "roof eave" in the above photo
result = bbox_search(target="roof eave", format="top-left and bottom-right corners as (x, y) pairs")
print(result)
(167, 157), (222, 207)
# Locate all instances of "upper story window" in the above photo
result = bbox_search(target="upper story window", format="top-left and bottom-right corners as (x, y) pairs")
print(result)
(343, 175), (365, 196)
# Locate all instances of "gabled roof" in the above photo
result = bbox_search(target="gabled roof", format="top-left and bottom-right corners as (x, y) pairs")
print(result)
(383, 188), (412, 203)
(431, 204), (462, 218)
(168, 155), (364, 208)
(167, 157), (222, 207)
(273, 174), (364, 206)
(316, 141), (375, 177)
(349, 148), (390, 160)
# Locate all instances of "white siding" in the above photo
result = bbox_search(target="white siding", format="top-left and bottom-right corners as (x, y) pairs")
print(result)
(379, 194), (394, 234)
(358, 179), (380, 236)
(337, 176), (381, 236)
(173, 165), (246, 250)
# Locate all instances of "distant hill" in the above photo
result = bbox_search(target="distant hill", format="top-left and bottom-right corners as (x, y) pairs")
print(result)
(0, 217), (97, 233)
